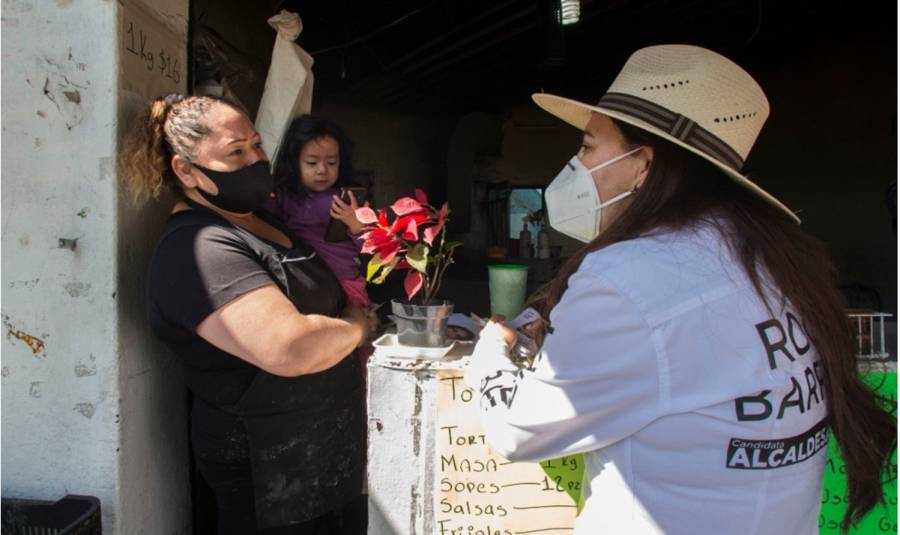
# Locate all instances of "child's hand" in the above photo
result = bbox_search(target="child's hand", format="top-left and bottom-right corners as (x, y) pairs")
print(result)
(331, 191), (368, 235)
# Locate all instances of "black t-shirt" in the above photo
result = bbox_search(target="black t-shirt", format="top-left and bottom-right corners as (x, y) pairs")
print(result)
(146, 206), (348, 406)
(145, 205), (364, 527)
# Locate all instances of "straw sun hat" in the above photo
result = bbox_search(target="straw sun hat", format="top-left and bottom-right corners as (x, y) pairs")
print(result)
(533, 44), (799, 223)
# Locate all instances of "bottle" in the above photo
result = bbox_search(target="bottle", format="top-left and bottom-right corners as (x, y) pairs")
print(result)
(536, 226), (551, 259)
(518, 217), (533, 259)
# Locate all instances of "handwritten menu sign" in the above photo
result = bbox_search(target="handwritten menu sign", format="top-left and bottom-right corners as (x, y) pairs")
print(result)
(120, 0), (186, 97)
(435, 371), (582, 535)
(820, 371), (897, 534)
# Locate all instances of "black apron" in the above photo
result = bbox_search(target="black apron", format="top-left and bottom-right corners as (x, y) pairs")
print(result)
(167, 203), (365, 529)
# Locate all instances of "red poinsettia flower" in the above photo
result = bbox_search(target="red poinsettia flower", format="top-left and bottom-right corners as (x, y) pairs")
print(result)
(355, 206), (378, 225)
(377, 240), (402, 264)
(423, 202), (449, 246)
(390, 212), (429, 236)
(359, 216), (403, 259)
(391, 196), (423, 216)
(401, 218), (419, 241)
(357, 189), (458, 304)
(403, 271), (423, 301)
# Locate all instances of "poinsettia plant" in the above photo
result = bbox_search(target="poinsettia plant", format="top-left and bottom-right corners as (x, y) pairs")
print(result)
(355, 189), (460, 305)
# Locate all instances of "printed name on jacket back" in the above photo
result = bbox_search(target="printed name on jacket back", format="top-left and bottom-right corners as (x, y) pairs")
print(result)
(727, 312), (828, 470)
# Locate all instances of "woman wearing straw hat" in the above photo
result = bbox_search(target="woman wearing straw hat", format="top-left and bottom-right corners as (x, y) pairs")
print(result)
(465, 45), (895, 534)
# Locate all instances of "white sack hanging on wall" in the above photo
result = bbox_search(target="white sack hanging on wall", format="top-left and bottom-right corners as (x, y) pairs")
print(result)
(255, 10), (314, 161)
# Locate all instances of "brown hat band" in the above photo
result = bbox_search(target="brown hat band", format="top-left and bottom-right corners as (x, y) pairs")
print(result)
(597, 92), (745, 172)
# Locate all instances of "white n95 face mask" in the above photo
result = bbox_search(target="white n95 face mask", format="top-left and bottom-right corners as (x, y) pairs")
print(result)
(545, 147), (643, 243)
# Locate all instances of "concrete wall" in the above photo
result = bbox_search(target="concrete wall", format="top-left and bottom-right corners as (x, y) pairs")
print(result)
(317, 98), (454, 210)
(2, 0), (191, 533)
(117, 1), (192, 532)
(2, 0), (122, 527)
(446, 112), (503, 246)
(191, 0), (277, 120)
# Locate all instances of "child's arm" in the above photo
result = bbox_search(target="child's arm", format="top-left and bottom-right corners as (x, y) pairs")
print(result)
(330, 191), (367, 235)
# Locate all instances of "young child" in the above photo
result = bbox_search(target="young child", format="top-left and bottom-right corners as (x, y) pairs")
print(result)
(267, 114), (370, 310)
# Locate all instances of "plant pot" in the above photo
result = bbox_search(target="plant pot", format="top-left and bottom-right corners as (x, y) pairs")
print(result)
(391, 299), (454, 348)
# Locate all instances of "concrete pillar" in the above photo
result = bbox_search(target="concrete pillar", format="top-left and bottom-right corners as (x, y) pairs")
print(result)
(2, 0), (190, 532)
(367, 355), (460, 534)
(366, 348), (581, 535)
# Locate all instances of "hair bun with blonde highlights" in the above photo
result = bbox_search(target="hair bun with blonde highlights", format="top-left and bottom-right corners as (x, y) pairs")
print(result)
(122, 94), (238, 203)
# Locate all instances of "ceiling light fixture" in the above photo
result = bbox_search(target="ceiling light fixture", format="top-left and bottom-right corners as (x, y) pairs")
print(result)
(560, 0), (580, 25)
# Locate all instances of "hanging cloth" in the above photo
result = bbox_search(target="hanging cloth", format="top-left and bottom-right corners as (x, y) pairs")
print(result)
(255, 10), (315, 161)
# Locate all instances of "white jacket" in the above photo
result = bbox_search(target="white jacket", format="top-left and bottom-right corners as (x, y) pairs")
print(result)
(466, 223), (827, 535)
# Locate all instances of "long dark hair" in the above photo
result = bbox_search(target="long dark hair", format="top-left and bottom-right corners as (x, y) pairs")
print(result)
(271, 114), (354, 196)
(530, 118), (896, 531)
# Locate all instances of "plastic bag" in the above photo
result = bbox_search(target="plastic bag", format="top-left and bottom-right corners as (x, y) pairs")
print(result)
(255, 10), (315, 161)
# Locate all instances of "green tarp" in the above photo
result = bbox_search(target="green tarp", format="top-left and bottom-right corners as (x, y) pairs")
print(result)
(820, 371), (897, 534)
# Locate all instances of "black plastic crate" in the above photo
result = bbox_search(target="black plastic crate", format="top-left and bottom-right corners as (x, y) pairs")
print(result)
(1, 495), (100, 535)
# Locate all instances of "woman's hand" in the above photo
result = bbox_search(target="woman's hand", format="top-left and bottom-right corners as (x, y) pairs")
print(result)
(343, 305), (379, 346)
(487, 315), (518, 346)
(465, 318), (521, 390)
(331, 191), (368, 235)
(475, 317), (539, 369)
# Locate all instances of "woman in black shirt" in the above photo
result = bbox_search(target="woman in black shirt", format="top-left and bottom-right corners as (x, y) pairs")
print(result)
(121, 94), (377, 534)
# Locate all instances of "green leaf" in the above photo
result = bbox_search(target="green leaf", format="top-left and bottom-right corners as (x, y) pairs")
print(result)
(366, 254), (384, 282)
(372, 257), (400, 284)
(407, 243), (430, 273)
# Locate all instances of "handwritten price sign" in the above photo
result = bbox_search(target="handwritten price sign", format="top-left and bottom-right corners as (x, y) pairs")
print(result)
(435, 372), (581, 535)
(120, 1), (186, 97)
(820, 371), (897, 534)
(124, 21), (181, 83)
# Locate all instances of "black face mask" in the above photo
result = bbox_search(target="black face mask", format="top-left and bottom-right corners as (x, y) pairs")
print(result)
(192, 160), (274, 214)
